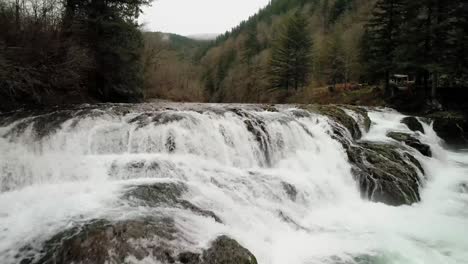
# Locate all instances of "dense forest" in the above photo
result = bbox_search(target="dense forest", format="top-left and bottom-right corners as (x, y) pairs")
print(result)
(1, 0), (467, 112)
(0, 0), (153, 109)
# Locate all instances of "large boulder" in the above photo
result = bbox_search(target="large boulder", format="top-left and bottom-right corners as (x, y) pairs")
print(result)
(401, 117), (424, 134)
(31, 219), (255, 264)
(387, 132), (432, 157)
(306, 105), (425, 206)
(24, 182), (255, 264)
(427, 111), (468, 146)
(346, 142), (423, 206)
(202, 236), (258, 264)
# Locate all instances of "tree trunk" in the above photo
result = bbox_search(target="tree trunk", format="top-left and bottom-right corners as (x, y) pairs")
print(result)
(431, 71), (438, 99)
(15, 0), (20, 29)
(384, 70), (390, 97)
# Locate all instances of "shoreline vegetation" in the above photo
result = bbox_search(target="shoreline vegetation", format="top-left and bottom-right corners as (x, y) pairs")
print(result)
(1, 1), (467, 116)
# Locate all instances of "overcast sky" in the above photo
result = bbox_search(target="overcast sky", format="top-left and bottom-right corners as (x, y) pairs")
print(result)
(141, 0), (270, 36)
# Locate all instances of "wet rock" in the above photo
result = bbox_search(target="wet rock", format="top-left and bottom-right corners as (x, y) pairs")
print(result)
(32, 218), (179, 264)
(29, 219), (255, 264)
(281, 182), (298, 201)
(346, 142), (423, 206)
(202, 236), (257, 264)
(401, 117), (424, 134)
(427, 111), (468, 146)
(341, 105), (372, 133)
(124, 183), (222, 223)
(387, 132), (432, 157)
(178, 252), (201, 264)
(308, 105), (362, 140)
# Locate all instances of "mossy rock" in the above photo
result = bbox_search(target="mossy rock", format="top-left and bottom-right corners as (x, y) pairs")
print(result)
(387, 132), (432, 157)
(307, 105), (362, 139)
(30, 218), (255, 264)
(32, 218), (179, 264)
(341, 105), (372, 133)
(345, 142), (423, 206)
(401, 117), (424, 134)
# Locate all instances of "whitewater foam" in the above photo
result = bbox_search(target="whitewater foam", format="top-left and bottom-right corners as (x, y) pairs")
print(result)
(0, 104), (467, 264)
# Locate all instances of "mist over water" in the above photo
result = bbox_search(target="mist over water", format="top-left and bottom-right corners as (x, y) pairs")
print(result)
(0, 104), (467, 264)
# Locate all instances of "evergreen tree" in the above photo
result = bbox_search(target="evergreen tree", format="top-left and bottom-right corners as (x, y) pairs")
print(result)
(64, 0), (153, 102)
(363, 0), (405, 96)
(269, 12), (313, 91)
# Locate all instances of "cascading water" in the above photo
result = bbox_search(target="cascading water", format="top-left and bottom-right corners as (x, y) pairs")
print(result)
(0, 103), (467, 264)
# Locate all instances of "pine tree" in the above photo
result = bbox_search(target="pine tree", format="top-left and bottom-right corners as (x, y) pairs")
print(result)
(269, 12), (312, 92)
(64, 0), (153, 102)
(363, 0), (406, 96)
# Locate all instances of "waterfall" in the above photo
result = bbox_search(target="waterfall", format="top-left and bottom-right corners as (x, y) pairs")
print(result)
(0, 104), (467, 264)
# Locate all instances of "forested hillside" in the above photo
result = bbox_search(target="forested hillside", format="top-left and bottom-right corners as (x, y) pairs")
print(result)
(1, 0), (466, 111)
(0, 0), (153, 110)
(143, 0), (467, 109)
(141, 0), (377, 103)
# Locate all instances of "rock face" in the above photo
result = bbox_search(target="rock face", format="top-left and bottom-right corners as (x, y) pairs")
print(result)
(427, 111), (468, 146)
(401, 117), (424, 134)
(203, 236), (258, 264)
(32, 219), (256, 264)
(308, 105), (425, 206)
(387, 132), (432, 157)
(24, 182), (256, 264)
(308, 105), (362, 139)
(347, 142), (423, 206)
(123, 183), (222, 223)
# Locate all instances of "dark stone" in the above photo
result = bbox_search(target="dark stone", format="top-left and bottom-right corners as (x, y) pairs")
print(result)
(32, 218), (179, 264)
(281, 182), (298, 201)
(307, 105), (362, 140)
(401, 117), (424, 134)
(123, 183), (222, 223)
(341, 105), (372, 133)
(202, 236), (257, 264)
(178, 252), (201, 264)
(427, 111), (468, 146)
(387, 132), (432, 157)
(29, 221), (256, 264)
(344, 142), (423, 206)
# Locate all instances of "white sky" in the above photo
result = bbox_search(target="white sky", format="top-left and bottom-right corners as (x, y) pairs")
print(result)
(141, 0), (270, 36)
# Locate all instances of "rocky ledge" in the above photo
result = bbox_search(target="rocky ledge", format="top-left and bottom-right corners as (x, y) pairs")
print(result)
(426, 111), (468, 146)
(306, 105), (425, 206)
(22, 182), (257, 264)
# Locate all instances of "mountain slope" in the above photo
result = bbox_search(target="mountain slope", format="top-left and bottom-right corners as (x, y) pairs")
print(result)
(142, 0), (377, 103)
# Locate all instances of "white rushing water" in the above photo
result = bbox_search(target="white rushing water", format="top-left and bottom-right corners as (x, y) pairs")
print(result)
(0, 104), (467, 264)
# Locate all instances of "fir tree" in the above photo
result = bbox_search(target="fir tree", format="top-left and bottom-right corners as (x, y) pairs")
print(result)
(364, 0), (406, 96)
(269, 12), (313, 92)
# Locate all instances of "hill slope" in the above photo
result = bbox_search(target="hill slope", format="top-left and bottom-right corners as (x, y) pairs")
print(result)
(143, 0), (377, 103)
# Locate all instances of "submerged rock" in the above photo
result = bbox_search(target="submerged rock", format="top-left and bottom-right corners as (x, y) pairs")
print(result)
(123, 182), (222, 223)
(401, 117), (424, 134)
(387, 132), (432, 157)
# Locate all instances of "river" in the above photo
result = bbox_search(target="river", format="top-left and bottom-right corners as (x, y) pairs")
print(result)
(0, 103), (467, 264)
